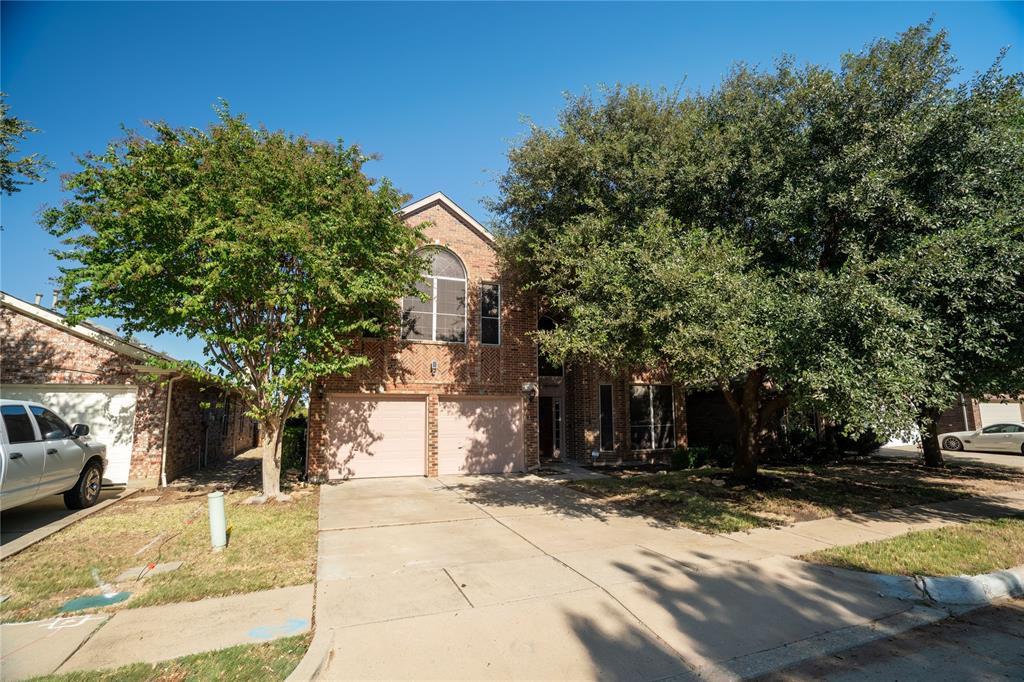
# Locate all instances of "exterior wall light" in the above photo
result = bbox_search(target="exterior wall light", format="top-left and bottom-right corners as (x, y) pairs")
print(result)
(521, 382), (539, 402)
(431, 360), (438, 376)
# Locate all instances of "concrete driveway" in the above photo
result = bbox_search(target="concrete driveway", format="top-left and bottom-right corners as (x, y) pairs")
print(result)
(312, 475), (934, 680)
(1, 489), (132, 559)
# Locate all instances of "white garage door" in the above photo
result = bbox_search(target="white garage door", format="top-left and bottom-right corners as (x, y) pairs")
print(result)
(980, 401), (1023, 427)
(327, 396), (426, 479)
(0, 384), (137, 485)
(438, 397), (523, 475)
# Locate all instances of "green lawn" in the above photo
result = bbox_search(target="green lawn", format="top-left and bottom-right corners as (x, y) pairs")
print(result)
(803, 517), (1024, 576)
(1, 486), (318, 623)
(28, 634), (310, 682)
(567, 460), (1024, 534)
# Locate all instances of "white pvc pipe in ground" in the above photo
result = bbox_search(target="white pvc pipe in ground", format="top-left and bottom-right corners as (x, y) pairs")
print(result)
(208, 491), (227, 551)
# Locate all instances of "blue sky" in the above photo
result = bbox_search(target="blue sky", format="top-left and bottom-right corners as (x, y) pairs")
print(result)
(3, 1), (1022, 363)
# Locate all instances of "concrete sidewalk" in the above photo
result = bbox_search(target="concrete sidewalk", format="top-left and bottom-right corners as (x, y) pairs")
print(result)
(725, 489), (1024, 559)
(296, 476), (1024, 681)
(0, 584), (313, 681)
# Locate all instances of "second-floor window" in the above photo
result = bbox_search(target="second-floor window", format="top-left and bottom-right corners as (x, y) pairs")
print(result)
(402, 248), (467, 343)
(481, 283), (500, 345)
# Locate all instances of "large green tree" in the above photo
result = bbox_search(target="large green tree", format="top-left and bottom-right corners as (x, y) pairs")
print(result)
(882, 219), (1024, 466)
(43, 105), (425, 498)
(1, 92), (52, 195)
(494, 24), (1024, 480)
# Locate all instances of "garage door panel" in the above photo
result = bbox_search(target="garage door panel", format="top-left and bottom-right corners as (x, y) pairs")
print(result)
(0, 385), (137, 485)
(980, 401), (1023, 427)
(328, 396), (426, 479)
(438, 398), (523, 475)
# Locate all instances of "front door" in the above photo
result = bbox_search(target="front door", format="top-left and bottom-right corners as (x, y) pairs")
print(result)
(539, 396), (553, 459)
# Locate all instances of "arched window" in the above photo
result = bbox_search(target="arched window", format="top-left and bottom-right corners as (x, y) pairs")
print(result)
(402, 249), (467, 342)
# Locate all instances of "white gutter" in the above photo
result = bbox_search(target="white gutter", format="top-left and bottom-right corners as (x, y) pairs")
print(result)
(159, 374), (185, 487)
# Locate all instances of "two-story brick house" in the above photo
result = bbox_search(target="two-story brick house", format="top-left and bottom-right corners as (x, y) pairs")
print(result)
(306, 192), (690, 480)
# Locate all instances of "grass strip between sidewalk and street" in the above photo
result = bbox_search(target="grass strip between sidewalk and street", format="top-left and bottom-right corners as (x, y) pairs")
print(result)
(801, 516), (1024, 577)
(27, 633), (310, 682)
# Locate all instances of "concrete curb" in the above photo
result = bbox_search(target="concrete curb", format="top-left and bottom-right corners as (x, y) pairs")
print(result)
(875, 564), (1024, 606)
(285, 627), (334, 682)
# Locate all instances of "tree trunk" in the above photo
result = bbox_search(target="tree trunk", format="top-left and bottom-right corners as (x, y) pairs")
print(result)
(918, 407), (944, 469)
(260, 415), (285, 499)
(720, 371), (787, 483)
(733, 409), (760, 481)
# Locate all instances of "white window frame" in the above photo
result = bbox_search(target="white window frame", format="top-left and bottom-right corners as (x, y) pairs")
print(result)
(480, 282), (501, 346)
(629, 384), (676, 451)
(403, 248), (468, 345)
(553, 398), (562, 453)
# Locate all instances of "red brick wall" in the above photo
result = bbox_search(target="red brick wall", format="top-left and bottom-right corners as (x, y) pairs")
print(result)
(1, 305), (255, 484)
(562, 363), (687, 466)
(307, 199), (539, 479)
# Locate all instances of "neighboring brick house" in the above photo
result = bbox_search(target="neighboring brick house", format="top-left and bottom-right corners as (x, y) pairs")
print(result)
(306, 193), (696, 480)
(937, 394), (1024, 433)
(1, 292), (256, 486)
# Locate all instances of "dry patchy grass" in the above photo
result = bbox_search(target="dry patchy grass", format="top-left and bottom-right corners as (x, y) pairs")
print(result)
(0, 481), (318, 623)
(567, 459), (1024, 534)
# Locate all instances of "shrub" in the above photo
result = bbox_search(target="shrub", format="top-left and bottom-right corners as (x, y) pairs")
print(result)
(671, 446), (712, 470)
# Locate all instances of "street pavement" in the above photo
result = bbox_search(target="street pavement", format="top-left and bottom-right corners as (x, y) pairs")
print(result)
(759, 599), (1024, 681)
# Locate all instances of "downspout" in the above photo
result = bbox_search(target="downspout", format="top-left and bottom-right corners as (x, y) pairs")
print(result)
(160, 374), (184, 487)
(305, 383), (320, 482)
(960, 394), (971, 431)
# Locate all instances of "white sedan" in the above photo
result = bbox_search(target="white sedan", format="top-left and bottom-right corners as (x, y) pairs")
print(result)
(939, 422), (1024, 455)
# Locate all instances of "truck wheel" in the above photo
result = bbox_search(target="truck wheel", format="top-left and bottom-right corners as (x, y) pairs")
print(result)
(64, 459), (104, 509)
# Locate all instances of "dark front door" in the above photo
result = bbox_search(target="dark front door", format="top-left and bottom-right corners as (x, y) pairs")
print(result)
(539, 396), (554, 459)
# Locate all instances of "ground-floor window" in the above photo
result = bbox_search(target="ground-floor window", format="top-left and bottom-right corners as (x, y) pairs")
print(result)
(629, 384), (675, 450)
(599, 385), (614, 451)
(554, 398), (562, 453)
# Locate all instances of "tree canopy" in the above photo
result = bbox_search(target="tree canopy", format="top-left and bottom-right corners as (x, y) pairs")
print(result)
(43, 105), (425, 497)
(1, 92), (51, 195)
(494, 23), (1024, 479)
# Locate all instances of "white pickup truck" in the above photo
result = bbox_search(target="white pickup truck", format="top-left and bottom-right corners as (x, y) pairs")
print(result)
(0, 398), (108, 511)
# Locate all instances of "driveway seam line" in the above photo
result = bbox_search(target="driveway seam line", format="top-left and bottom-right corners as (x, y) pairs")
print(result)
(320, 515), (486, 532)
(442, 567), (475, 608)
(436, 478), (698, 672)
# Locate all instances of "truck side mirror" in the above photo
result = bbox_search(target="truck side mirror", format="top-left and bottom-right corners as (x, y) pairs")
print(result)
(71, 424), (90, 438)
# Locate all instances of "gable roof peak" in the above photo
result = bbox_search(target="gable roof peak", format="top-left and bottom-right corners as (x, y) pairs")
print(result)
(400, 191), (495, 243)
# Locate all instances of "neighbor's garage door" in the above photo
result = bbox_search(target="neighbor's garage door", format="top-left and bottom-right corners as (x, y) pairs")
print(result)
(327, 395), (426, 479)
(438, 397), (523, 475)
(0, 384), (137, 486)
(980, 401), (1023, 427)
